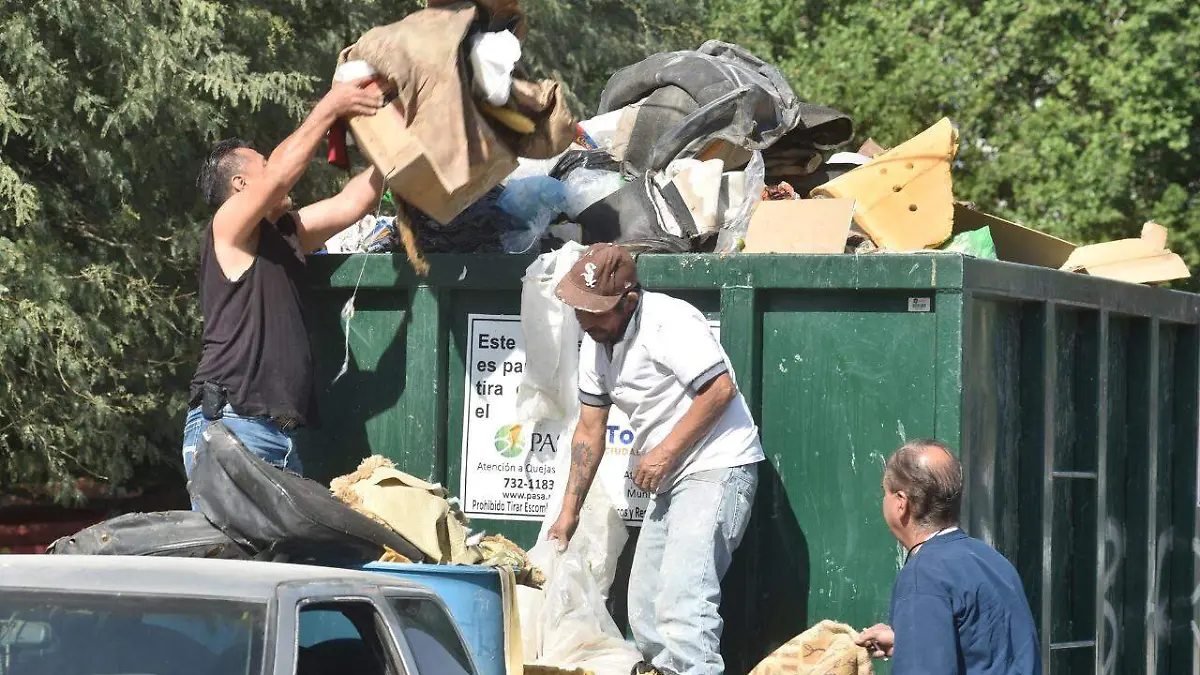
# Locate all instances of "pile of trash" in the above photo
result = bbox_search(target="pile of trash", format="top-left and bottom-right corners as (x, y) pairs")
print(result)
(331, 454), (545, 587)
(45, 422), (545, 589)
(315, 0), (855, 263)
(320, 2), (1189, 286)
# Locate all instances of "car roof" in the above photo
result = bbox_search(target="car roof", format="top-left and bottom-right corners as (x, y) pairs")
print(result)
(0, 555), (426, 602)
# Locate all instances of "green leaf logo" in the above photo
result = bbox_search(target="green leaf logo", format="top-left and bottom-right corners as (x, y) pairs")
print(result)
(493, 424), (525, 459)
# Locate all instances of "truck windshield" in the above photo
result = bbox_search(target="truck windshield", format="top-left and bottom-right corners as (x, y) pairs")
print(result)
(0, 590), (266, 675)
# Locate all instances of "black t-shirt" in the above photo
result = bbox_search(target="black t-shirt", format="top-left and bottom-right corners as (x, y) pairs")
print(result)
(190, 214), (317, 426)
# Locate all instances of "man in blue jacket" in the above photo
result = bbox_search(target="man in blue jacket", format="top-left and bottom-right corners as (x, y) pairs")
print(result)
(855, 439), (1041, 675)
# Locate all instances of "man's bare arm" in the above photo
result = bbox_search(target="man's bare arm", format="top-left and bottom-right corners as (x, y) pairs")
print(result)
(213, 79), (382, 251)
(634, 372), (738, 492)
(657, 373), (737, 459)
(547, 402), (609, 544)
(561, 402), (610, 516)
(295, 166), (385, 252)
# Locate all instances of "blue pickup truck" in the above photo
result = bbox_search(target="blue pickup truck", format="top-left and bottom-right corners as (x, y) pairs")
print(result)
(0, 555), (481, 675)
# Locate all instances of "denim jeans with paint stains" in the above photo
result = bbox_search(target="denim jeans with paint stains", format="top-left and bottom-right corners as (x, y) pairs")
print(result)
(628, 463), (759, 675)
(181, 405), (304, 507)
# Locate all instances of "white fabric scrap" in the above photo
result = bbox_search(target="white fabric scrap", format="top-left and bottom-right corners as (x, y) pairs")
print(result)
(469, 30), (521, 106)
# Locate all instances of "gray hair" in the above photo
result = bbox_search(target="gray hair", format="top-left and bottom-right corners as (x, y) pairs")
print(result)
(884, 439), (963, 528)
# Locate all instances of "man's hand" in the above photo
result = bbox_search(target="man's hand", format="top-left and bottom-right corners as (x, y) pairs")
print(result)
(546, 511), (579, 551)
(318, 77), (386, 120)
(634, 444), (679, 494)
(855, 624), (894, 659)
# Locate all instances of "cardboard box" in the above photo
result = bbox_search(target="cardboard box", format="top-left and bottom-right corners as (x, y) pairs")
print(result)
(743, 199), (856, 254)
(346, 98), (519, 225)
(951, 203), (1077, 268)
(1060, 221), (1190, 284)
(951, 206), (1190, 285)
(858, 138), (888, 158)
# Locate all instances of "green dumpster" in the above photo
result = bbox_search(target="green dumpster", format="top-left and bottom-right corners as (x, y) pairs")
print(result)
(302, 252), (1200, 675)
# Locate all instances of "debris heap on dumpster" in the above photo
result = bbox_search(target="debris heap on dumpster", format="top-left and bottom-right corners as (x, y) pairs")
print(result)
(321, 8), (1189, 286)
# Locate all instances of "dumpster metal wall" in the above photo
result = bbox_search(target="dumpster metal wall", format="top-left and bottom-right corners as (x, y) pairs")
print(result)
(304, 252), (1200, 675)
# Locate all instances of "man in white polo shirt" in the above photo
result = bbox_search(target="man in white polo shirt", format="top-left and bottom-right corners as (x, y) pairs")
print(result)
(547, 243), (765, 675)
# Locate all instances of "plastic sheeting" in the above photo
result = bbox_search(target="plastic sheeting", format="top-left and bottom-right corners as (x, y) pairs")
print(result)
(518, 487), (640, 675)
(515, 243), (586, 424)
(597, 41), (852, 175)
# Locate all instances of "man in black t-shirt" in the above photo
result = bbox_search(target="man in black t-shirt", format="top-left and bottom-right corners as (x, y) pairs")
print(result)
(182, 78), (385, 480)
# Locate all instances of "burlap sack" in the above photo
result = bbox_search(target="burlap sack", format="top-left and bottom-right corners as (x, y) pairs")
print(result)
(747, 620), (873, 675)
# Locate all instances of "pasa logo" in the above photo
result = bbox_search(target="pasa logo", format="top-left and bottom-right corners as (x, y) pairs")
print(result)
(494, 424), (525, 458)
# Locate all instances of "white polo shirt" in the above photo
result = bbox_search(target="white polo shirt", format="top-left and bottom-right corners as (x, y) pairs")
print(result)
(578, 291), (764, 490)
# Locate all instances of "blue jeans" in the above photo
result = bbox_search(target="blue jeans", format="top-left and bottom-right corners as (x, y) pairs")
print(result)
(629, 464), (759, 675)
(181, 405), (303, 483)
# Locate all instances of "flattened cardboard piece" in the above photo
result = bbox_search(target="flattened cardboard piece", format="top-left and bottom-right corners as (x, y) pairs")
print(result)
(697, 139), (754, 169)
(743, 199), (856, 254)
(858, 138), (888, 158)
(609, 102), (643, 163)
(667, 159), (725, 238)
(338, 33), (522, 225)
(1140, 220), (1169, 249)
(1067, 253), (1190, 285)
(952, 203), (1077, 269)
(1061, 221), (1190, 284)
(811, 118), (958, 251)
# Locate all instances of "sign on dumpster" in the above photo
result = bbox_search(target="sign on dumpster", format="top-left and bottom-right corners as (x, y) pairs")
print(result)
(458, 313), (720, 525)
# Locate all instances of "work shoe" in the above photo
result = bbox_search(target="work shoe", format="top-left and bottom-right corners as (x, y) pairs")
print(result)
(631, 662), (679, 675)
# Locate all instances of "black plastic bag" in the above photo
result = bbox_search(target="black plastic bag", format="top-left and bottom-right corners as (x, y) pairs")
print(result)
(577, 177), (691, 253)
(550, 149), (621, 181)
(190, 421), (426, 565)
(46, 511), (252, 559)
(597, 41), (853, 174)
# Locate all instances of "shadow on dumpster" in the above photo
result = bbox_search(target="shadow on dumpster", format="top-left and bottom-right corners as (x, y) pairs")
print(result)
(722, 460), (810, 673)
(298, 287), (413, 484)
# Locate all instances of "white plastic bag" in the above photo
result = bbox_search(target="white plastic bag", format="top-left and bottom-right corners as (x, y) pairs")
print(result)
(334, 59), (378, 83)
(324, 214), (376, 253)
(578, 109), (624, 153)
(535, 416), (577, 545)
(563, 169), (625, 219)
(469, 30), (521, 106)
(515, 243), (586, 423)
(505, 154), (567, 184)
(521, 487), (639, 675)
(714, 151), (766, 253)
